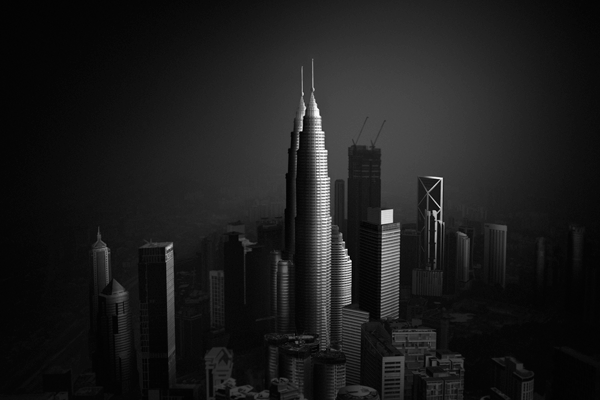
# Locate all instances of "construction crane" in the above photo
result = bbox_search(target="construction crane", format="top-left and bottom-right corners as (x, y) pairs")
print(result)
(352, 116), (369, 146)
(370, 120), (386, 149)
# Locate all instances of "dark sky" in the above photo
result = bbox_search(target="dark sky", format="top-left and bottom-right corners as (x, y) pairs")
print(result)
(10, 1), (599, 224)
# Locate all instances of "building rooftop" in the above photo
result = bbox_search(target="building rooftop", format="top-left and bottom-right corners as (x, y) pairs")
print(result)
(140, 241), (172, 248)
(100, 278), (126, 296)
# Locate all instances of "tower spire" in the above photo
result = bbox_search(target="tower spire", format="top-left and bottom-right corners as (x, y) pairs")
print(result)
(306, 59), (320, 118)
(311, 58), (315, 92)
(97, 226), (101, 241)
(301, 65), (304, 97)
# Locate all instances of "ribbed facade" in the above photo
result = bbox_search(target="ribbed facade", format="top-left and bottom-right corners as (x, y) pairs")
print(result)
(295, 87), (332, 346)
(279, 343), (313, 400)
(277, 260), (292, 333)
(97, 279), (133, 395)
(313, 350), (347, 400)
(138, 242), (176, 395)
(90, 228), (111, 358)
(359, 209), (400, 320)
(342, 304), (370, 385)
(412, 269), (444, 297)
(417, 177), (444, 270)
(209, 270), (225, 329)
(483, 224), (507, 288)
(331, 225), (352, 345)
(455, 232), (470, 291)
(264, 333), (290, 388)
(271, 250), (282, 330)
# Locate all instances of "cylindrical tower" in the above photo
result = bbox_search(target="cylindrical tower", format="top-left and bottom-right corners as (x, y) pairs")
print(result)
(295, 62), (332, 346)
(279, 343), (313, 400)
(97, 279), (133, 395)
(331, 225), (352, 346)
(313, 350), (347, 400)
(336, 385), (380, 400)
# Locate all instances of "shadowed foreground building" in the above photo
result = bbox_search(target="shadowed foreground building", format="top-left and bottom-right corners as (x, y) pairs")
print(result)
(342, 304), (370, 385)
(313, 350), (347, 400)
(90, 228), (111, 365)
(138, 241), (176, 397)
(490, 356), (533, 400)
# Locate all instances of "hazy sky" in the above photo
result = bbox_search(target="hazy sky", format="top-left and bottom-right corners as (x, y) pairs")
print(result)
(10, 1), (598, 223)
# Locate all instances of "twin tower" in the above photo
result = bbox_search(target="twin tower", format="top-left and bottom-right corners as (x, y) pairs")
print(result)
(283, 61), (352, 347)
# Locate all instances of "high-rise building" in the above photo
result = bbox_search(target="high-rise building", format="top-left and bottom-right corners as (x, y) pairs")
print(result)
(223, 230), (251, 335)
(361, 321), (404, 400)
(417, 177), (444, 271)
(400, 228), (418, 299)
(270, 250), (282, 331)
(138, 241), (176, 396)
(412, 269), (444, 297)
(331, 225), (352, 346)
(209, 270), (225, 329)
(457, 226), (474, 272)
(567, 224), (585, 311)
(334, 179), (346, 237)
(342, 304), (370, 385)
(294, 62), (332, 345)
(445, 231), (470, 295)
(284, 67), (306, 260)
(96, 279), (134, 395)
(483, 224), (507, 288)
(89, 227), (111, 362)
(279, 343), (313, 400)
(277, 260), (292, 333)
(246, 243), (270, 338)
(313, 350), (347, 400)
(347, 144), (381, 303)
(359, 208), (400, 320)
(258, 217), (285, 254)
(490, 356), (534, 400)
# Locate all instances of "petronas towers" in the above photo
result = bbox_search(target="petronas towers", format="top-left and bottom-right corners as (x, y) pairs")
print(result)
(283, 62), (352, 347)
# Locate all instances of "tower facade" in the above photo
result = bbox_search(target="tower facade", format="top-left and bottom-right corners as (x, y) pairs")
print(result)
(417, 176), (444, 270)
(331, 225), (352, 346)
(347, 145), (381, 302)
(342, 304), (370, 385)
(97, 279), (134, 395)
(209, 270), (225, 329)
(313, 350), (347, 400)
(334, 179), (346, 236)
(138, 241), (176, 395)
(294, 63), (332, 345)
(359, 208), (400, 320)
(90, 228), (111, 360)
(483, 223), (507, 288)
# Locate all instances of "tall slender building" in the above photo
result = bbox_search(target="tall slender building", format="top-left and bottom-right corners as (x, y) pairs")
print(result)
(483, 223), (507, 288)
(334, 179), (346, 236)
(331, 225), (352, 346)
(294, 61), (332, 346)
(138, 241), (176, 396)
(359, 208), (400, 320)
(347, 144), (381, 302)
(284, 67), (306, 260)
(417, 176), (444, 270)
(90, 227), (111, 363)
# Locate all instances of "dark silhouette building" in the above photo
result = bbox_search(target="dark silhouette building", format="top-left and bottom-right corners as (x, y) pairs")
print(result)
(97, 279), (134, 395)
(138, 241), (176, 396)
(334, 179), (346, 237)
(89, 228), (111, 364)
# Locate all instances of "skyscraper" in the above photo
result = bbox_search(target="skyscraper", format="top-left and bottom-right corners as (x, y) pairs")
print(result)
(331, 225), (352, 346)
(294, 61), (332, 345)
(138, 241), (176, 396)
(334, 179), (346, 237)
(359, 208), (400, 320)
(97, 279), (134, 395)
(342, 304), (369, 386)
(89, 227), (111, 362)
(313, 350), (347, 400)
(347, 144), (381, 302)
(483, 223), (507, 288)
(284, 67), (306, 260)
(417, 176), (444, 270)
(209, 270), (225, 329)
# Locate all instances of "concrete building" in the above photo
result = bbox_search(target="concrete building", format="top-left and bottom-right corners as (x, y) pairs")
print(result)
(209, 270), (225, 329)
(313, 350), (347, 400)
(490, 356), (534, 400)
(342, 304), (370, 385)
(412, 269), (444, 297)
(279, 343), (313, 400)
(331, 225), (352, 346)
(359, 208), (400, 320)
(483, 224), (507, 288)
(361, 321), (404, 400)
(138, 241), (176, 396)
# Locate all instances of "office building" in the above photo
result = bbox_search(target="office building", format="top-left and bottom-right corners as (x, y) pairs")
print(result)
(205, 347), (234, 400)
(279, 343), (313, 400)
(400, 228), (418, 298)
(457, 226), (474, 272)
(412, 366), (463, 400)
(347, 144), (381, 303)
(483, 224), (507, 288)
(246, 243), (271, 340)
(258, 217), (284, 254)
(176, 301), (209, 366)
(334, 179), (346, 237)
(223, 229), (254, 336)
(445, 231), (470, 295)
(96, 279), (134, 395)
(264, 334), (289, 388)
(138, 241), (176, 396)
(209, 270), (225, 329)
(417, 177), (445, 271)
(294, 62), (332, 345)
(361, 321), (404, 400)
(277, 260), (292, 333)
(313, 350), (347, 400)
(342, 304), (370, 385)
(284, 67), (306, 260)
(331, 225), (352, 346)
(89, 227), (111, 362)
(490, 356), (533, 400)
(337, 386), (380, 400)
(412, 269), (444, 298)
(270, 251), (282, 330)
(359, 208), (400, 320)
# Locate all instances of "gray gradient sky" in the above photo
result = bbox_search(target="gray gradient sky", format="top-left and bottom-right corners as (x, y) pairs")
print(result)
(10, 1), (598, 222)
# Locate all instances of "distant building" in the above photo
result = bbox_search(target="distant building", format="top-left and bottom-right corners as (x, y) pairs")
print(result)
(417, 177), (445, 271)
(209, 270), (225, 329)
(412, 269), (443, 297)
(89, 228), (111, 364)
(334, 179), (346, 237)
(361, 321), (404, 400)
(359, 208), (400, 320)
(257, 217), (284, 254)
(446, 231), (470, 295)
(331, 225), (352, 346)
(277, 260), (293, 333)
(490, 356), (534, 400)
(347, 144), (382, 303)
(400, 228), (418, 298)
(483, 224), (507, 288)
(205, 347), (234, 400)
(313, 350), (347, 400)
(342, 304), (370, 385)
(138, 241), (176, 396)
(176, 301), (209, 366)
(457, 226), (475, 273)
(96, 279), (134, 395)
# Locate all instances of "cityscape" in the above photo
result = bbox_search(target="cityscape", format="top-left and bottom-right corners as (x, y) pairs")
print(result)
(5, 2), (599, 400)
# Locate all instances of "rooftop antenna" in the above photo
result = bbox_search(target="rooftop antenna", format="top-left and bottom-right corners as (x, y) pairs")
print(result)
(352, 116), (369, 146)
(371, 120), (386, 149)
(301, 66), (304, 96)
(311, 58), (314, 92)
